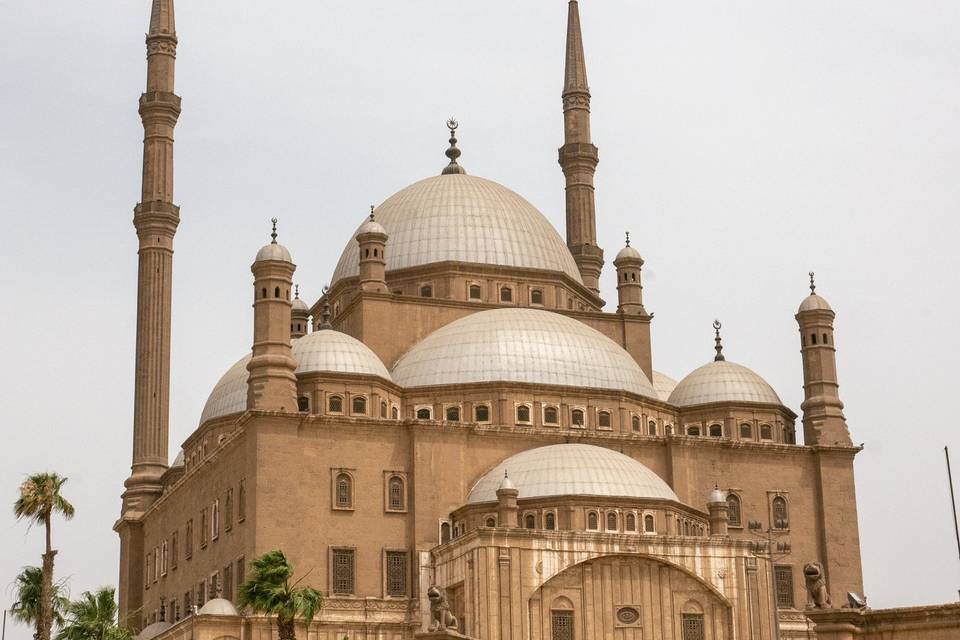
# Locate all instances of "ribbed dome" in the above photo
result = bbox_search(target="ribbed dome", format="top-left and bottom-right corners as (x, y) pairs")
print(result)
(391, 308), (657, 398)
(197, 598), (239, 616)
(614, 244), (642, 262)
(652, 371), (678, 402)
(331, 175), (582, 285)
(199, 331), (391, 424)
(467, 444), (679, 504)
(798, 293), (832, 313)
(255, 242), (292, 263)
(668, 360), (781, 407)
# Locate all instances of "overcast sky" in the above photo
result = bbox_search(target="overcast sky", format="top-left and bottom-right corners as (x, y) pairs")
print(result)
(2, 1), (959, 634)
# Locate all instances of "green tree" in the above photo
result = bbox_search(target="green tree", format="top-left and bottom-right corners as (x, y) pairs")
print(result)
(56, 588), (131, 640)
(14, 473), (75, 640)
(10, 566), (69, 639)
(237, 550), (323, 640)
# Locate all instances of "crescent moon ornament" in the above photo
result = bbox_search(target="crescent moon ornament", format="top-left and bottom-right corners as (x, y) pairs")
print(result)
(447, 118), (459, 131)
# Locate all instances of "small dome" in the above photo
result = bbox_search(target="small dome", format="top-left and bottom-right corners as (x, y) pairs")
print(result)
(255, 242), (292, 263)
(136, 622), (171, 640)
(498, 473), (516, 493)
(709, 487), (727, 504)
(171, 450), (185, 468)
(614, 244), (643, 262)
(391, 308), (657, 398)
(331, 175), (582, 285)
(798, 293), (832, 313)
(356, 216), (387, 237)
(668, 360), (781, 407)
(652, 371), (678, 402)
(291, 296), (309, 312)
(468, 444), (679, 504)
(197, 598), (238, 616)
(199, 331), (392, 424)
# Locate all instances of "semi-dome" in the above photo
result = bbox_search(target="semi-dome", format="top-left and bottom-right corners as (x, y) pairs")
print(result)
(330, 174), (582, 285)
(197, 598), (239, 616)
(391, 308), (657, 398)
(668, 360), (781, 407)
(652, 371), (678, 402)
(199, 330), (392, 424)
(798, 293), (832, 313)
(467, 444), (679, 504)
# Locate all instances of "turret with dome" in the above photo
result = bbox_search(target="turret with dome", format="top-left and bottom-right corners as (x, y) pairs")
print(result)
(118, 1), (869, 638)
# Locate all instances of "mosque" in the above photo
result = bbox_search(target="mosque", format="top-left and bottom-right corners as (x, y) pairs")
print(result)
(117, 2), (959, 640)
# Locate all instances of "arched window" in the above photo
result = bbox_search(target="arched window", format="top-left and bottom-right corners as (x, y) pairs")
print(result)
(772, 496), (789, 529)
(416, 407), (432, 420)
(420, 285), (432, 298)
(606, 512), (618, 531)
(625, 513), (637, 532)
(261, 287), (267, 299)
(335, 473), (353, 509)
(525, 514), (536, 529)
(644, 514), (655, 533)
(440, 522), (451, 543)
(274, 287), (280, 298)
(530, 289), (544, 305)
(587, 511), (599, 530)
(709, 424), (723, 437)
(500, 287), (512, 302)
(297, 396), (309, 412)
(571, 409), (585, 427)
(485, 517), (496, 528)
(785, 428), (796, 445)
(352, 396), (367, 415)
(391, 406), (399, 420)
(811, 333), (818, 345)
(631, 415), (640, 431)
(687, 425), (701, 436)
(445, 406), (461, 422)
(388, 476), (405, 511)
(516, 404), (531, 423)
(543, 406), (559, 425)
(474, 404), (490, 422)
(469, 284), (482, 300)
(665, 424), (673, 435)
(740, 423), (752, 439)
(684, 521), (691, 536)
(545, 512), (556, 530)
(380, 401), (388, 418)
(727, 493), (742, 527)
(648, 420), (657, 436)
(598, 411), (611, 428)
(328, 395), (343, 413)
(760, 424), (773, 440)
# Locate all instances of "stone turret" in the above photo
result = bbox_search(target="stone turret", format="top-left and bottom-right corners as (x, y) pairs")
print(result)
(613, 232), (645, 314)
(707, 486), (729, 537)
(246, 220), (298, 412)
(496, 472), (519, 528)
(356, 207), (388, 293)
(291, 285), (309, 339)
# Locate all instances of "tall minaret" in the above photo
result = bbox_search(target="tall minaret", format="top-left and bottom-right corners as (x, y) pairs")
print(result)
(559, 0), (603, 295)
(123, 0), (181, 517)
(796, 273), (852, 446)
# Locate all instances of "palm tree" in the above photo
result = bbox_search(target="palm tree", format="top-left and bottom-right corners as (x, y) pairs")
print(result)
(10, 566), (69, 639)
(237, 550), (323, 640)
(14, 473), (75, 640)
(56, 588), (131, 640)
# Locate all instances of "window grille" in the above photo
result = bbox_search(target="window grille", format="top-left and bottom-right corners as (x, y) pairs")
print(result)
(469, 284), (482, 299)
(648, 421), (657, 435)
(238, 479), (246, 521)
(587, 512), (598, 530)
(332, 549), (355, 595)
(544, 406), (559, 424)
(516, 405), (531, 422)
(545, 512), (556, 530)
(352, 396), (367, 415)
(631, 415), (640, 431)
(775, 565), (795, 608)
(681, 614), (705, 640)
(328, 395), (343, 413)
(625, 513), (637, 531)
(336, 473), (353, 509)
(760, 424), (773, 440)
(598, 411), (611, 428)
(500, 287), (512, 302)
(772, 496), (789, 528)
(644, 514), (655, 532)
(525, 514), (536, 529)
(551, 611), (574, 640)
(385, 551), (407, 597)
(388, 477), (405, 511)
(531, 289), (543, 304)
(446, 406), (461, 421)
(475, 405), (490, 422)
(417, 407), (432, 420)
(727, 494), (742, 527)
(709, 424), (723, 437)
(571, 409), (585, 427)
(297, 396), (309, 412)
(740, 423), (752, 438)
(606, 512), (618, 530)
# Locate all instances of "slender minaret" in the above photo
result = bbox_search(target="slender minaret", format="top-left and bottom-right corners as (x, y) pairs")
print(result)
(356, 206), (389, 293)
(123, 0), (181, 517)
(613, 232), (645, 314)
(559, 0), (603, 294)
(796, 273), (852, 445)
(247, 220), (298, 412)
(291, 285), (310, 339)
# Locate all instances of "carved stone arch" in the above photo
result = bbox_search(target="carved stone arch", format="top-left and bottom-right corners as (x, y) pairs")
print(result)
(551, 595), (575, 610)
(682, 599), (705, 614)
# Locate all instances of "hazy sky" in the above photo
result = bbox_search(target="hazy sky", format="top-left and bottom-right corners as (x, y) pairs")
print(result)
(2, 1), (959, 634)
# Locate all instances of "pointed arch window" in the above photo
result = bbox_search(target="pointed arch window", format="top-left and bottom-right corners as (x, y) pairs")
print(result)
(352, 396), (367, 415)
(335, 473), (353, 510)
(772, 496), (789, 529)
(543, 406), (560, 425)
(571, 409), (585, 427)
(631, 415), (640, 431)
(644, 514), (655, 533)
(524, 514), (536, 529)
(387, 476), (405, 511)
(606, 512), (618, 531)
(328, 395), (343, 413)
(727, 493), (742, 527)
(530, 289), (544, 305)
(587, 511), (599, 530)
(625, 513), (637, 532)
(445, 406), (461, 422)
(474, 404), (490, 422)
(469, 284), (482, 300)
(598, 411), (612, 428)
(760, 424), (773, 440)
(709, 424), (723, 437)
(500, 286), (513, 302)
(545, 512), (556, 530)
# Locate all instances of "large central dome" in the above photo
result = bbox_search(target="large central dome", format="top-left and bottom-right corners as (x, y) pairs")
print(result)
(331, 174), (582, 285)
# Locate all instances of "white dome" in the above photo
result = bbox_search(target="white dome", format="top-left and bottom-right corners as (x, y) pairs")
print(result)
(255, 242), (292, 263)
(291, 296), (309, 312)
(331, 175), (582, 285)
(652, 371), (678, 402)
(199, 330), (392, 424)
(467, 444), (679, 504)
(356, 217), (387, 237)
(391, 308), (657, 398)
(136, 622), (171, 640)
(798, 293), (832, 313)
(614, 244), (642, 262)
(668, 360), (781, 407)
(197, 598), (238, 616)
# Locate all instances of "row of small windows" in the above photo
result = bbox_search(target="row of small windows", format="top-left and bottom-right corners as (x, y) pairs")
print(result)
(551, 610), (705, 640)
(803, 332), (831, 346)
(323, 395), (401, 420)
(586, 510), (656, 534)
(362, 247), (382, 258)
(143, 556), (246, 627)
(259, 287), (290, 299)
(723, 492), (790, 530)
(334, 471), (407, 512)
(418, 283), (546, 305)
(330, 548), (408, 597)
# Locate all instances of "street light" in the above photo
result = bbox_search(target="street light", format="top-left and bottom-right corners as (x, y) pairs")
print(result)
(747, 519), (792, 640)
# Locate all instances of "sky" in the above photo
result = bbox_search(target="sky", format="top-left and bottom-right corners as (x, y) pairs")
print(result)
(1, 0), (959, 634)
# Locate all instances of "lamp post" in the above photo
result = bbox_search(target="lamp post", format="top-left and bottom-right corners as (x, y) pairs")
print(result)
(748, 519), (792, 640)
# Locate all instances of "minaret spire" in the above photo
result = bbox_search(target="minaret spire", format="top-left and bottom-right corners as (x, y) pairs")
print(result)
(559, 0), (603, 295)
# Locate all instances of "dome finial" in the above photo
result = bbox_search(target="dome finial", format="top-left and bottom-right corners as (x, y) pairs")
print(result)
(625, 231), (631, 247)
(319, 284), (332, 330)
(270, 217), (278, 244)
(369, 204), (375, 221)
(713, 319), (725, 362)
(294, 284), (300, 299)
(809, 271), (816, 294)
(441, 118), (467, 175)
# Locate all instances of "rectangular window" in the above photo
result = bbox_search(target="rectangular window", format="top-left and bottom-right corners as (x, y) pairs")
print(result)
(223, 564), (233, 603)
(171, 531), (178, 570)
(185, 520), (193, 558)
(212, 500), (220, 541)
(153, 547), (159, 582)
(332, 548), (355, 595)
(225, 488), (234, 531)
(161, 540), (168, 576)
(209, 572), (219, 599)
(200, 508), (208, 547)
(184, 590), (193, 615)
(236, 557), (246, 591)
(197, 581), (206, 606)
(238, 479), (246, 521)
(145, 553), (150, 589)
(774, 565), (795, 608)
(681, 613), (705, 640)
(385, 551), (408, 597)
(551, 611), (574, 640)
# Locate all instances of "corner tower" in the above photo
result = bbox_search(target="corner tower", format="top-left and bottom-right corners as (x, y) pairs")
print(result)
(123, 0), (181, 517)
(796, 273), (851, 446)
(559, 0), (603, 294)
